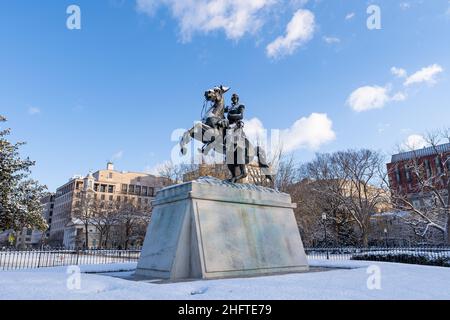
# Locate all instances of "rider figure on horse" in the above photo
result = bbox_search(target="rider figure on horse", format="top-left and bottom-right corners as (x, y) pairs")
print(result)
(225, 93), (245, 130)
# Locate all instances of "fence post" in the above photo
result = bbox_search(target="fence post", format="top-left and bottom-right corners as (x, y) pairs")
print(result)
(37, 250), (42, 268)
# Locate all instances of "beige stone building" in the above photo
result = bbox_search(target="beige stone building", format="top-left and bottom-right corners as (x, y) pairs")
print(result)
(49, 162), (168, 246)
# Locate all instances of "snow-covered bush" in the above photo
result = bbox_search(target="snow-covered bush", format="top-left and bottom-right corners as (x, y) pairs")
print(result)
(352, 250), (450, 267)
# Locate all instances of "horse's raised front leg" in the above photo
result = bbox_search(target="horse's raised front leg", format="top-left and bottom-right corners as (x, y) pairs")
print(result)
(180, 127), (195, 155)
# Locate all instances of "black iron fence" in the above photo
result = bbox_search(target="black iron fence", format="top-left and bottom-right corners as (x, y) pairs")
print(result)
(0, 249), (141, 271)
(305, 246), (450, 267)
(2, 247), (450, 271)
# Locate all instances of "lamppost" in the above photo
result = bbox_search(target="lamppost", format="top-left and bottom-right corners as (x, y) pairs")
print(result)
(322, 212), (329, 260)
(384, 228), (388, 248)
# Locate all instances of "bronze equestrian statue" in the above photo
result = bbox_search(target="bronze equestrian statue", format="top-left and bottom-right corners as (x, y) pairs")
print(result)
(179, 85), (273, 184)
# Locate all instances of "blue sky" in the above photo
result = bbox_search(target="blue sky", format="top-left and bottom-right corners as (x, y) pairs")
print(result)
(1, 0), (449, 191)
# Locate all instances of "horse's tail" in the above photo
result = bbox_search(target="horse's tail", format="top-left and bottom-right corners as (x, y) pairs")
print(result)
(256, 146), (274, 182)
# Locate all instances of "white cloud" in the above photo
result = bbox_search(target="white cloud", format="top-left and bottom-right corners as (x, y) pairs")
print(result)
(323, 36), (340, 44)
(345, 12), (355, 20)
(266, 9), (315, 58)
(347, 86), (390, 112)
(28, 107), (41, 115)
(244, 113), (335, 152)
(404, 64), (444, 86)
(402, 134), (428, 150)
(111, 150), (124, 161)
(377, 123), (391, 134)
(244, 118), (267, 145)
(391, 91), (407, 102)
(391, 67), (407, 78)
(136, 0), (278, 42)
(347, 85), (409, 112)
(399, 2), (411, 10)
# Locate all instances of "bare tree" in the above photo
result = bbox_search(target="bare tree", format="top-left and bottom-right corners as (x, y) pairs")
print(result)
(89, 200), (118, 249)
(115, 201), (151, 249)
(386, 129), (450, 243)
(303, 150), (389, 246)
(72, 190), (95, 248)
(157, 161), (198, 185)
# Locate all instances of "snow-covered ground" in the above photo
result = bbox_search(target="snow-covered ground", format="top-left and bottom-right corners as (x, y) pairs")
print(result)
(0, 260), (449, 300)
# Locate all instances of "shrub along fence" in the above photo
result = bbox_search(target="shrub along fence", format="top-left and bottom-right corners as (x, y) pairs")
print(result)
(305, 246), (450, 267)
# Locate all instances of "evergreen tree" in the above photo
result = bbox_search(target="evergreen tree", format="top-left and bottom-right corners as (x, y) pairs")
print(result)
(0, 115), (47, 232)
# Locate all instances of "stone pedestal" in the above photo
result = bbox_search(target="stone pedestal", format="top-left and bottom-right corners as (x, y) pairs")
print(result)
(135, 177), (308, 280)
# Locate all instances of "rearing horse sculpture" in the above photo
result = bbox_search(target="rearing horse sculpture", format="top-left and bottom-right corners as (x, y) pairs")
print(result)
(180, 85), (273, 183)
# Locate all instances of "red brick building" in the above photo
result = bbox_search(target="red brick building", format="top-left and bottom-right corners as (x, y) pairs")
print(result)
(387, 143), (450, 203)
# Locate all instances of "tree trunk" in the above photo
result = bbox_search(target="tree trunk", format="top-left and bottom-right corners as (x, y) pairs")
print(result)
(84, 223), (89, 249)
(105, 227), (110, 249)
(124, 223), (131, 250)
(360, 225), (369, 247)
(98, 232), (103, 249)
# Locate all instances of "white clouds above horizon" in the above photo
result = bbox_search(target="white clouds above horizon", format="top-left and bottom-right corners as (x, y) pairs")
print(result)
(402, 134), (428, 150)
(266, 9), (315, 59)
(399, 2), (411, 11)
(136, 0), (315, 59)
(111, 150), (124, 161)
(347, 86), (390, 112)
(345, 12), (355, 20)
(347, 85), (408, 112)
(323, 36), (340, 44)
(136, 0), (278, 42)
(404, 64), (444, 86)
(391, 67), (407, 78)
(348, 63), (443, 112)
(28, 107), (41, 115)
(244, 113), (335, 152)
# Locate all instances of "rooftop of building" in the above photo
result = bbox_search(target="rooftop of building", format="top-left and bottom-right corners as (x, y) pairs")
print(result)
(56, 162), (168, 191)
(390, 143), (450, 163)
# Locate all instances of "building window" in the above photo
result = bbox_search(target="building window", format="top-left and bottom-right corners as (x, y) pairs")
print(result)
(404, 164), (412, 183)
(395, 166), (402, 185)
(424, 159), (432, 178)
(117, 196), (121, 202)
(149, 187), (155, 197)
(108, 185), (114, 193)
(129, 185), (135, 194)
(109, 195), (113, 201)
(136, 185), (141, 195)
(108, 173), (113, 179)
(142, 186), (148, 196)
(137, 177), (141, 182)
(101, 194), (105, 201)
(435, 156), (443, 174)
(121, 184), (127, 193)
(94, 183), (99, 192)
(100, 184), (107, 193)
